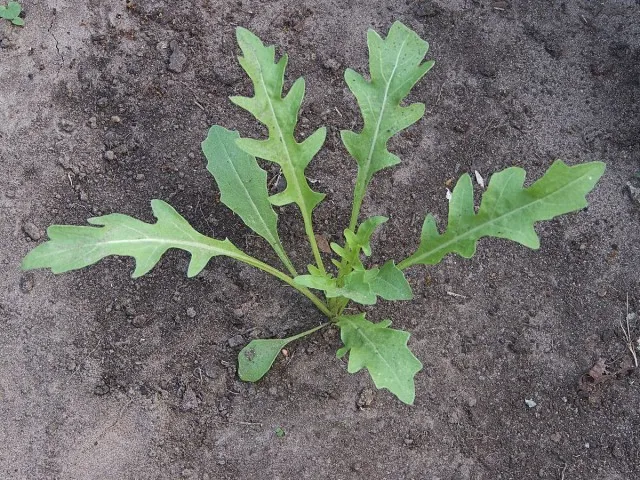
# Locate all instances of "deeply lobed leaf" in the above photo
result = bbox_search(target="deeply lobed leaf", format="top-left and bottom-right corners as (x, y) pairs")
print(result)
(22, 200), (249, 278)
(231, 27), (326, 215)
(336, 313), (422, 404)
(295, 260), (411, 306)
(296, 215), (412, 305)
(399, 160), (606, 269)
(342, 21), (434, 228)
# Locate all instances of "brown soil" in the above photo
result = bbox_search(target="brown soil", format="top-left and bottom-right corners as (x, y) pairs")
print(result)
(2, 1), (639, 479)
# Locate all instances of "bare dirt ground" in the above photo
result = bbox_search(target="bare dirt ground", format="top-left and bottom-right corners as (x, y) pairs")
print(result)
(1, 1), (639, 479)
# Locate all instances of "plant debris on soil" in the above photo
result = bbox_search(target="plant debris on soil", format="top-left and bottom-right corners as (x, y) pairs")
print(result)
(1, 1), (639, 479)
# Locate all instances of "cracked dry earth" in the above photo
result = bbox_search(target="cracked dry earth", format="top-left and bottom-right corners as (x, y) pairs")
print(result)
(1, 1), (640, 479)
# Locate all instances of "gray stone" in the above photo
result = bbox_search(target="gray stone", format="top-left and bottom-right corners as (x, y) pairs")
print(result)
(131, 315), (152, 328)
(168, 40), (187, 73)
(58, 119), (76, 133)
(626, 181), (640, 206)
(22, 222), (41, 241)
(227, 334), (244, 348)
(180, 387), (198, 411)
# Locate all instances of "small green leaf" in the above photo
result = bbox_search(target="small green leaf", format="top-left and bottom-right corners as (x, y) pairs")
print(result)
(0, 1), (21, 20)
(275, 427), (286, 438)
(294, 271), (335, 291)
(202, 125), (295, 275)
(372, 261), (412, 301)
(238, 323), (328, 382)
(336, 313), (422, 404)
(400, 160), (606, 269)
(339, 269), (378, 305)
(21, 200), (251, 278)
(295, 268), (377, 305)
(238, 338), (290, 382)
(11, 16), (23, 26)
(295, 260), (411, 306)
(345, 216), (388, 257)
(332, 216), (387, 273)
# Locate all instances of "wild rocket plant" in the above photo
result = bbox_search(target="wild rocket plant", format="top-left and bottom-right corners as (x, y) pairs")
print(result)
(22, 22), (605, 404)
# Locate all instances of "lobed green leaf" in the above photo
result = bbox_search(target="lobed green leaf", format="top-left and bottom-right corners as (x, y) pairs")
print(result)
(295, 260), (411, 306)
(342, 21), (434, 228)
(231, 27), (326, 216)
(336, 313), (422, 404)
(0, 2), (21, 20)
(399, 160), (606, 269)
(21, 200), (250, 278)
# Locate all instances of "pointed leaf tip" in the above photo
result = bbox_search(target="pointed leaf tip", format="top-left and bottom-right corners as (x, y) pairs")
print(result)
(201, 125), (287, 264)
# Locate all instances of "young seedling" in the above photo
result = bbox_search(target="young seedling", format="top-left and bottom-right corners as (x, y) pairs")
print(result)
(0, 1), (24, 26)
(22, 22), (605, 404)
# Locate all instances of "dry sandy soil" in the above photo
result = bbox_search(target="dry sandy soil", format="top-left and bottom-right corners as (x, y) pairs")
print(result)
(1, 1), (639, 479)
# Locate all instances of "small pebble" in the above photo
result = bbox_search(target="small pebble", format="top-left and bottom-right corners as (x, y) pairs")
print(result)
(93, 383), (110, 396)
(22, 222), (42, 241)
(186, 307), (196, 318)
(134, 173), (145, 181)
(104, 150), (116, 161)
(59, 119), (76, 133)
(322, 57), (340, 71)
(19, 274), (34, 293)
(227, 334), (244, 348)
(168, 40), (187, 73)
(111, 115), (122, 123)
(356, 387), (374, 408)
(180, 387), (198, 411)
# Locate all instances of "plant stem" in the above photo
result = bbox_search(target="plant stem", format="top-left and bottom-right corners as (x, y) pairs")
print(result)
(302, 210), (326, 274)
(239, 253), (331, 317)
(397, 258), (411, 271)
(286, 321), (331, 342)
(272, 242), (299, 277)
(348, 174), (366, 232)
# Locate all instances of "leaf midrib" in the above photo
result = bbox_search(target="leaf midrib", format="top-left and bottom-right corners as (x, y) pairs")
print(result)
(362, 34), (410, 178)
(255, 64), (308, 213)
(216, 135), (279, 247)
(32, 235), (239, 264)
